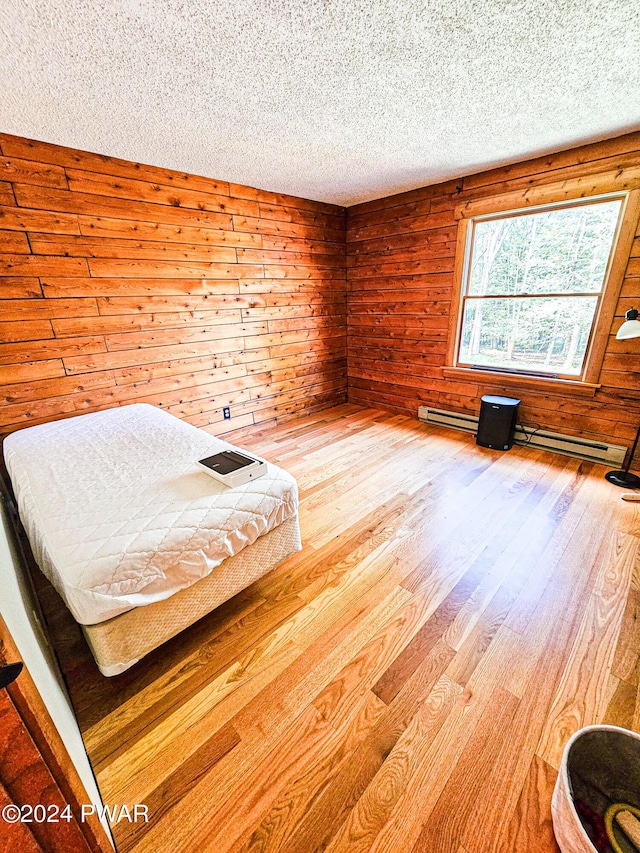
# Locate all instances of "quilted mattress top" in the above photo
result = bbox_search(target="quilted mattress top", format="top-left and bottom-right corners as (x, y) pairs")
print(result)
(4, 404), (298, 625)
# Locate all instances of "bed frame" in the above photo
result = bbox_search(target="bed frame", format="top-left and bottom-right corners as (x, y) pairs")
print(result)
(82, 516), (301, 675)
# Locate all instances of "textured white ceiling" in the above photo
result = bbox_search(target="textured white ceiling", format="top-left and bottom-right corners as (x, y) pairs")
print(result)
(1, 1), (639, 206)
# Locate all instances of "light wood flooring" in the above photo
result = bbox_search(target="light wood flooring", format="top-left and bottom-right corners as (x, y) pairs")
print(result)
(42, 404), (640, 853)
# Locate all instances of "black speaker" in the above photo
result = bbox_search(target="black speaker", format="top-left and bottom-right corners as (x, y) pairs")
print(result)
(476, 395), (520, 450)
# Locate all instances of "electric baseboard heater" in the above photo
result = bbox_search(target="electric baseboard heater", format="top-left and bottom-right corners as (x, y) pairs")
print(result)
(418, 405), (627, 466)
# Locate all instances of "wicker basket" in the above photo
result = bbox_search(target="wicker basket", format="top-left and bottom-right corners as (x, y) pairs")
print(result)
(552, 725), (640, 853)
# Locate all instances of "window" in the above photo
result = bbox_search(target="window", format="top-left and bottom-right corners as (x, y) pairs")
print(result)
(454, 195), (626, 380)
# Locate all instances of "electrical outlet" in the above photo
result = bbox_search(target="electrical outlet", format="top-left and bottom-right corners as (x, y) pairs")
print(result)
(223, 407), (231, 420)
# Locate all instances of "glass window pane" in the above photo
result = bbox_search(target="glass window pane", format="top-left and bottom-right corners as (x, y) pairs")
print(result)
(459, 295), (599, 375)
(467, 200), (621, 297)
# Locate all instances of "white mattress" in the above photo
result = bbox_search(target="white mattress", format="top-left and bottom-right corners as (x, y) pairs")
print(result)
(4, 404), (298, 625)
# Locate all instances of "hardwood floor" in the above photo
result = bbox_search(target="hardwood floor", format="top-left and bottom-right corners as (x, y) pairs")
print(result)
(41, 404), (640, 852)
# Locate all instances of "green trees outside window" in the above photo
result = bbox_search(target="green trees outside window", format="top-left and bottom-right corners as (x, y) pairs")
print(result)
(458, 198), (623, 376)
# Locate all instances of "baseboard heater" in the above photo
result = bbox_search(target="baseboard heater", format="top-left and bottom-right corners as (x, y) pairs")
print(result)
(417, 406), (627, 466)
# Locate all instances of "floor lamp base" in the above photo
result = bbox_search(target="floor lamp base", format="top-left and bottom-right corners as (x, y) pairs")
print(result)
(605, 470), (640, 489)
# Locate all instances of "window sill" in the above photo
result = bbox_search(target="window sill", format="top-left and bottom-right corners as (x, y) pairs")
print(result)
(442, 366), (601, 398)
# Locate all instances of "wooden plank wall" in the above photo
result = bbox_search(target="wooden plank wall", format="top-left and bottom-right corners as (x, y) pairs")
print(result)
(347, 131), (640, 449)
(3, 130), (639, 450)
(0, 134), (347, 437)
